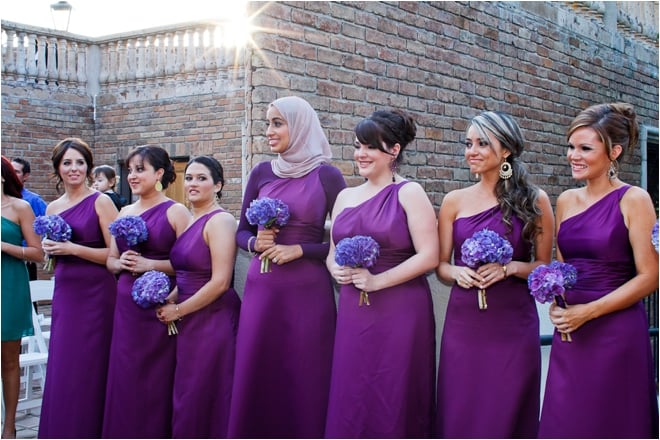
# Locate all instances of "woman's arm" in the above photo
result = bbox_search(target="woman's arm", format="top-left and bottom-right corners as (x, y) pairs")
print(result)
(158, 211), (237, 322)
(1, 201), (44, 263)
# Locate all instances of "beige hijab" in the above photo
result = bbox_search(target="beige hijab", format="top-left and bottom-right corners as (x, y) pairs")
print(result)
(270, 96), (332, 178)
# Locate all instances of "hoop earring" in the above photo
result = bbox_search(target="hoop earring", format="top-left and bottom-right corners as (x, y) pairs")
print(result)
(499, 161), (513, 180)
(608, 160), (619, 180)
(155, 180), (163, 192)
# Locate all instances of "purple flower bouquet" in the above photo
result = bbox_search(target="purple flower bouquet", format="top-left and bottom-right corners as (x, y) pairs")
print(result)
(460, 228), (513, 310)
(245, 197), (290, 273)
(528, 260), (578, 342)
(335, 235), (380, 306)
(652, 221), (658, 253)
(33, 214), (72, 272)
(131, 270), (178, 336)
(109, 215), (149, 249)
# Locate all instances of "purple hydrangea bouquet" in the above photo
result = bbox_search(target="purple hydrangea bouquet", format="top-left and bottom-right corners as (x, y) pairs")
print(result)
(460, 228), (513, 310)
(33, 214), (72, 272)
(131, 270), (178, 336)
(245, 197), (290, 273)
(652, 221), (658, 253)
(109, 215), (149, 249)
(528, 260), (578, 342)
(334, 235), (380, 306)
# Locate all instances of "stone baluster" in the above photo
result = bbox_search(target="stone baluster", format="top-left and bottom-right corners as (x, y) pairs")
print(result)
(76, 42), (87, 90)
(145, 35), (155, 81)
(98, 42), (109, 86)
(68, 41), (78, 84)
(15, 32), (28, 80)
(175, 30), (185, 76)
(117, 40), (127, 86)
(194, 28), (206, 80)
(47, 36), (58, 87)
(135, 36), (145, 82)
(36, 35), (48, 85)
(107, 41), (117, 85)
(164, 32), (176, 77)
(205, 26), (218, 72)
(153, 35), (165, 80)
(4, 29), (16, 77)
(185, 29), (195, 75)
(57, 37), (68, 84)
(26, 34), (38, 80)
(126, 39), (136, 82)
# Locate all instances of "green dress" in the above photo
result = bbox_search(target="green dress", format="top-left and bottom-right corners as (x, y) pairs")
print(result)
(1, 217), (34, 341)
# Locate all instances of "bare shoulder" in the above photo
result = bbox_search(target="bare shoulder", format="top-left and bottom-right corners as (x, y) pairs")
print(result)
(556, 187), (580, 206)
(621, 185), (653, 205)
(209, 210), (237, 228)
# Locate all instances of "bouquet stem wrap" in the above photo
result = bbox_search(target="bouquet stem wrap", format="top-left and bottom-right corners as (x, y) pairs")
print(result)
(460, 228), (513, 311)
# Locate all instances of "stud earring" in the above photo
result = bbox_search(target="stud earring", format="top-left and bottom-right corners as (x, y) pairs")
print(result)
(499, 161), (513, 180)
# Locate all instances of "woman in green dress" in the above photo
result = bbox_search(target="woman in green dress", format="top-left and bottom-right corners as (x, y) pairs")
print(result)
(1, 156), (44, 439)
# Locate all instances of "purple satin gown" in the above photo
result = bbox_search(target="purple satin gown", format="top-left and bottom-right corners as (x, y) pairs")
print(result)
(436, 206), (540, 438)
(38, 193), (117, 439)
(539, 186), (658, 439)
(169, 210), (240, 438)
(325, 182), (436, 438)
(102, 201), (177, 439)
(228, 168), (337, 438)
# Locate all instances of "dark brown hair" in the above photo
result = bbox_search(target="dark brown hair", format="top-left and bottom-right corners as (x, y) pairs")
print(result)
(2, 156), (24, 198)
(51, 138), (94, 193)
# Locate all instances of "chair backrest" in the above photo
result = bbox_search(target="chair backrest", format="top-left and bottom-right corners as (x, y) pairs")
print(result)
(28, 308), (49, 353)
(29, 280), (54, 303)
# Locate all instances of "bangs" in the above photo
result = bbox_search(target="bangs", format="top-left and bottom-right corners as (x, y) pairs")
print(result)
(355, 118), (383, 150)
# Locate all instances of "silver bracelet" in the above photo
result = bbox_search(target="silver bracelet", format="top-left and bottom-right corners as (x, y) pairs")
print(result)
(247, 236), (256, 256)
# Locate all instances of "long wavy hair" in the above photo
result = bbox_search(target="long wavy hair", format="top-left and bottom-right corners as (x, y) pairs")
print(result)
(469, 111), (542, 247)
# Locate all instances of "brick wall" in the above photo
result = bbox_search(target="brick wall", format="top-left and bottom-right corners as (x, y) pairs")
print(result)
(2, 1), (658, 216)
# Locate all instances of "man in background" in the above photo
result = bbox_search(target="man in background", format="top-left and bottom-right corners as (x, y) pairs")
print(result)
(12, 157), (47, 280)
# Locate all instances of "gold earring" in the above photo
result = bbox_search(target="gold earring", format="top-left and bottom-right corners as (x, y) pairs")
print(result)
(499, 161), (513, 180)
(155, 181), (163, 192)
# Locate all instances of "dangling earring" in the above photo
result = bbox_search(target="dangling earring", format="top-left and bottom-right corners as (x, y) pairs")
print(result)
(155, 180), (163, 192)
(499, 160), (513, 180)
(390, 158), (397, 183)
(608, 159), (619, 180)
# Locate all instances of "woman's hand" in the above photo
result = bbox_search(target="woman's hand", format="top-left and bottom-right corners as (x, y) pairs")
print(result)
(349, 267), (377, 293)
(453, 265), (484, 289)
(156, 302), (181, 324)
(254, 228), (279, 252)
(549, 301), (592, 334)
(41, 238), (73, 257)
(331, 264), (354, 285)
(476, 262), (507, 289)
(117, 250), (141, 273)
(261, 243), (303, 266)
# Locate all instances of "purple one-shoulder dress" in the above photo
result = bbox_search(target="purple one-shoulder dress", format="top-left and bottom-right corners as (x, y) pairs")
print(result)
(39, 192), (117, 439)
(102, 201), (177, 439)
(228, 167), (337, 438)
(325, 182), (436, 438)
(539, 186), (658, 438)
(436, 205), (540, 438)
(169, 209), (241, 438)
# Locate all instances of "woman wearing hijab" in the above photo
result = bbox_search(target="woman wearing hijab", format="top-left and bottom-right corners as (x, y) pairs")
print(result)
(228, 96), (346, 438)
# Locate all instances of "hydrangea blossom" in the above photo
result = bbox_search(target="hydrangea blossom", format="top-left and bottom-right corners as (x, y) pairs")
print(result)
(460, 228), (513, 268)
(131, 270), (177, 335)
(334, 235), (380, 268)
(109, 215), (149, 247)
(245, 197), (290, 229)
(652, 221), (658, 253)
(33, 214), (72, 271)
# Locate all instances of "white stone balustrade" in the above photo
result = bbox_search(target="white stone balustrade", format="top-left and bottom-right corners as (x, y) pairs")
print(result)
(1, 20), (243, 95)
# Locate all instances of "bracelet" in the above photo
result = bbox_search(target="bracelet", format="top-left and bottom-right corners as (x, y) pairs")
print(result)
(175, 304), (182, 321)
(21, 247), (25, 260)
(502, 264), (508, 278)
(247, 236), (256, 256)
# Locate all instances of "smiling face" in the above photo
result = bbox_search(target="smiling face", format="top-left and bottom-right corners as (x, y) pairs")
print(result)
(126, 155), (163, 197)
(353, 138), (396, 180)
(58, 148), (89, 188)
(567, 126), (620, 181)
(266, 105), (290, 154)
(184, 162), (221, 206)
(464, 125), (509, 176)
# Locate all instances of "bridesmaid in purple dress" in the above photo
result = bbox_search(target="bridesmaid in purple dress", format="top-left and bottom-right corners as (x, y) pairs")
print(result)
(37, 138), (118, 438)
(102, 145), (190, 439)
(539, 103), (658, 438)
(157, 156), (240, 438)
(325, 109), (439, 438)
(435, 112), (554, 438)
(229, 96), (346, 438)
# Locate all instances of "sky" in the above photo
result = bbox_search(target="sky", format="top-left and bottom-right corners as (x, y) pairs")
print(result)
(1, 0), (248, 37)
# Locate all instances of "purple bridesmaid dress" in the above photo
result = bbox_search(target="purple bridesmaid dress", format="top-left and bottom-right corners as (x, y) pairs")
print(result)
(102, 201), (177, 439)
(325, 182), (436, 438)
(539, 186), (658, 438)
(39, 193), (117, 438)
(169, 209), (240, 438)
(436, 206), (540, 438)
(228, 167), (337, 438)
